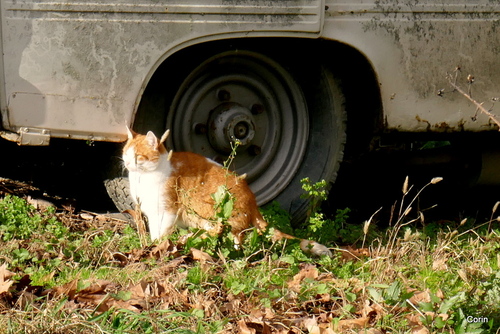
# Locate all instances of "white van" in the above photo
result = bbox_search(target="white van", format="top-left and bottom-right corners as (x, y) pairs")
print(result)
(1, 0), (499, 217)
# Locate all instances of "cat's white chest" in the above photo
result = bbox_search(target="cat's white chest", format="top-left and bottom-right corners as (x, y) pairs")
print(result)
(128, 169), (167, 206)
(128, 158), (176, 240)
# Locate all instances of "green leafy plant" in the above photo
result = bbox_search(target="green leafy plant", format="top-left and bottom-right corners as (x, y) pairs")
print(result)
(0, 195), (51, 241)
(2, 166), (500, 333)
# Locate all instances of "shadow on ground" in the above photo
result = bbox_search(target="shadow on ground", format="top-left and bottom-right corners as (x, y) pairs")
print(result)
(0, 138), (120, 212)
(1, 137), (499, 226)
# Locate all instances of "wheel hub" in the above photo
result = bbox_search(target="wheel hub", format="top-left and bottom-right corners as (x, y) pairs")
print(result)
(168, 51), (309, 205)
(208, 102), (256, 153)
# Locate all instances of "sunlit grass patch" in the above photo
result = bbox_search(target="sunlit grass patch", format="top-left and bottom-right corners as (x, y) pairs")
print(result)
(0, 176), (499, 333)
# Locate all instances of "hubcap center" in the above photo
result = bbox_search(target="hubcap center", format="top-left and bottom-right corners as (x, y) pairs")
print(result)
(208, 102), (256, 153)
(234, 121), (249, 139)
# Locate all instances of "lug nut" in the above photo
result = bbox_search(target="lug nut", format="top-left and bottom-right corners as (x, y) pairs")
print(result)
(217, 89), (231, 101)
(248, 145), (262, 156)
(251, 104), (264, 115)
(194, 123), (207, 134)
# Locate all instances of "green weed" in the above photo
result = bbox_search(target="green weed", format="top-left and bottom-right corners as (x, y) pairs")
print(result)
(1, 174), (500, 333)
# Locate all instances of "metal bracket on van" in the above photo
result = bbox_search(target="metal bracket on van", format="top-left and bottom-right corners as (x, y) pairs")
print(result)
(18, 127), (50, 146)
(0, 130), (20, 143)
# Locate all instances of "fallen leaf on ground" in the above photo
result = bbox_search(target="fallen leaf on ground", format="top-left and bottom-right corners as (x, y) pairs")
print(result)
(288, 264), (318, 291)
(432, 256), (448, 271)
(339, 246), (370, 261)
(359, 329), (384, 334)
(338, 317), (370, 331)
(191, 248), (214, 270)
(44, 278), (78, 299)
(151, 239), (177, 259)
(408, 289), (431, 304)
(0, 264), (14, 295)
(238, 319), (256, 334)
(412, 325), (430, 334)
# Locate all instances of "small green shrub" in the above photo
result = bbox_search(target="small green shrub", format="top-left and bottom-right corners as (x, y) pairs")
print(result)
(0, 194), (62, 241)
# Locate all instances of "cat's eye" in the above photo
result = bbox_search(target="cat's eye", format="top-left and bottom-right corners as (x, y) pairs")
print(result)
(135, 154), (147, 163)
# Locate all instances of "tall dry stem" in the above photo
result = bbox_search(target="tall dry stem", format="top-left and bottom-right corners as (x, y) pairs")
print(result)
(386, 176), (443, 254)
(362, 207), (381, 249)
(488, 201), (500, 232)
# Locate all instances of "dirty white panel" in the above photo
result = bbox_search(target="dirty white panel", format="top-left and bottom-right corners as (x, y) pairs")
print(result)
(325, 0), (500, 132)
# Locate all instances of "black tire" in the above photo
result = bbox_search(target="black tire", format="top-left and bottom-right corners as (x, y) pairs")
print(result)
(104, 46), (346, 224)
(103, 154), (134, 213)
(276, 64), (346, 225)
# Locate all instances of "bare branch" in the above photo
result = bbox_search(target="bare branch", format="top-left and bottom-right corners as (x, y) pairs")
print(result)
(448, 75), (500, 130)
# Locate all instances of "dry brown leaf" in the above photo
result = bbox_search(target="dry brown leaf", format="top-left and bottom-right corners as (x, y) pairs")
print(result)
(359, 329), (384, 334)
(0, 264), (14, 281)
(288, 264), (319, 291)
(144, 281), (166, 298)
(321, 329), (336, 334)
(318, 312), (333, 324)
(412, 325), (430, 334)
(76, 292), (108, 305)
(69, 280), (117, 311)
(238, 320), (256, 334)
(220, 295), (241, 315)
(303, 317), (321, 334)
(151, 239), (177, 259)
(246, 309), (272, 334)
(191, 248), (213, 263)
(77, 280), (114, 296)
(339, 246), (370, 261)
(263, 307), (275, 319)
(249, 308), (265, 320)
(432, 257), (448, 271)
(191, 248), (214, 271)
(107, 298), (143, 312)
(0, 263), (14, 295)
(112, 252), (129, 266)
(129, 280), (148, 299)
(80, 213), (94, 220)
(406, 314), (421, 328)
(44, 278), (78, 299)
(15, 291), (36, 310)
(301, 316), (336, 334)
(338, 317), (370, 331)
(408, 289), (431, 305)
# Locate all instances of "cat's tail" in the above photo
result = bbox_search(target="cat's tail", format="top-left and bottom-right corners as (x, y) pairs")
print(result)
(254, 217), (333, 258)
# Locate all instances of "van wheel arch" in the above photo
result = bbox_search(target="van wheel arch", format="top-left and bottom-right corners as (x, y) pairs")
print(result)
(104, 39), (381, 224)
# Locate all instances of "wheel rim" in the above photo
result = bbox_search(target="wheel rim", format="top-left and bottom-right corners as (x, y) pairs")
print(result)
(167, 51), (309, 205)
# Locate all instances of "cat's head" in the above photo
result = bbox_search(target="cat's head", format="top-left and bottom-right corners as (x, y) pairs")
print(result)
(122, 127), (170, 172)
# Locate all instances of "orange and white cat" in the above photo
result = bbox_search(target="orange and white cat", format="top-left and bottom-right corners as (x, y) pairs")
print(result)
(123, 128), (332, 257)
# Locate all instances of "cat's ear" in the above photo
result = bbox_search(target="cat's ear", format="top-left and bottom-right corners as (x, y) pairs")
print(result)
(145, 131), (159, 150)
(125, 125), (136, 140)
(159, 129), (170, 145)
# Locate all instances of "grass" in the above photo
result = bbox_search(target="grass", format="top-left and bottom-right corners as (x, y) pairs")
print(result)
(0, 177), (499, 333)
